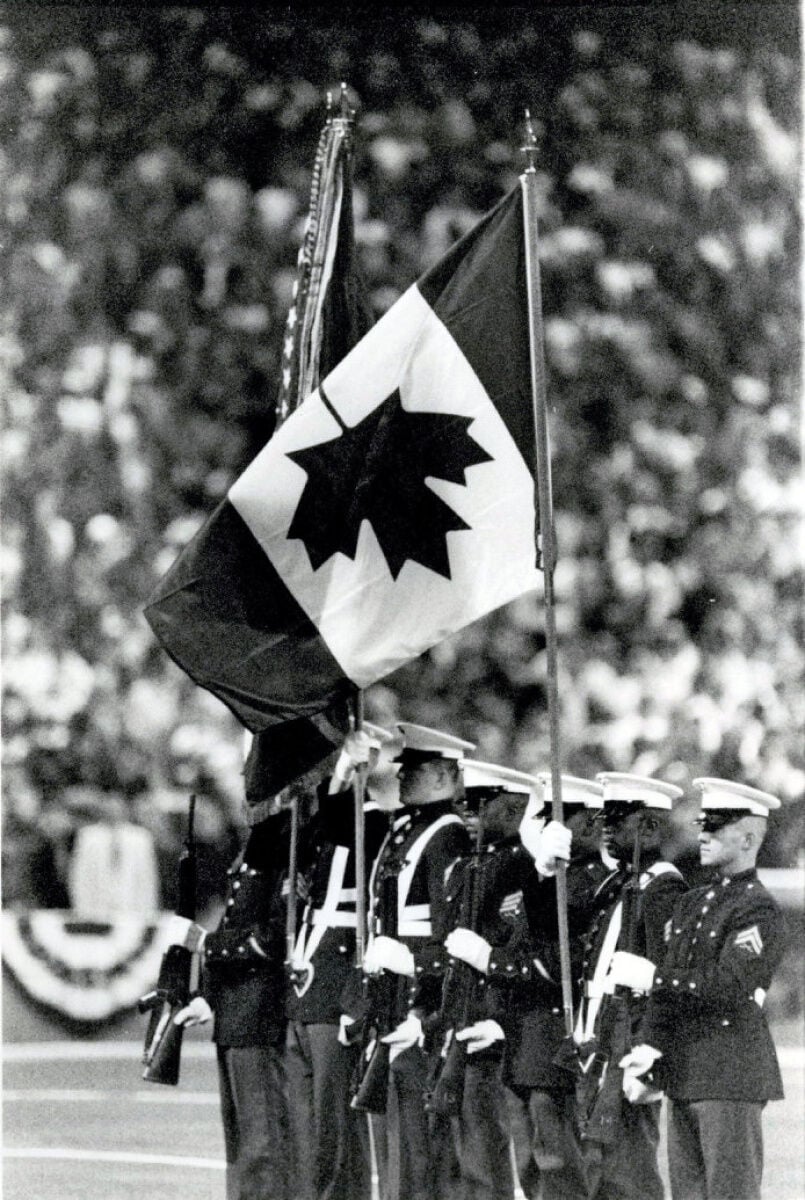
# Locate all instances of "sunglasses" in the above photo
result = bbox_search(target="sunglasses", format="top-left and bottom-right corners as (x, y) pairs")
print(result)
(593, 802), (640, 826)
(694, 809), (755, 834)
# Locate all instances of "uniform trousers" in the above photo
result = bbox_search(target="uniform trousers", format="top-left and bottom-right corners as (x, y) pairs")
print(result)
(216, 1043), (290, 1200)
(452, 1057), (515, 1200)
(582, 1098), (664, 1200)
(286, 1020), (371, 1200)
(387, 1044), (459, 1200)
(668, 1099), (764, 1200)
(505, 1087), (587, 1200)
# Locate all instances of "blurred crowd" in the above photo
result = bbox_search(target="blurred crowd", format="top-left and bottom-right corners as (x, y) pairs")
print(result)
(2, 9), (802, 916)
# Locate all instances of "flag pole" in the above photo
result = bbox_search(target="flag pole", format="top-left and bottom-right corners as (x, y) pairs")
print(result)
(351, 688), (367, 967)
(519, 110), (574, 1037)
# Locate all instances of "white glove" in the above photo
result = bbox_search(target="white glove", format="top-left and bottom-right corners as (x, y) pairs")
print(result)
(330, 730), (378, 791)
(607, 950), (656, 994)
(455, 1019), (505, 1054)
(338, 1014), (357, 1047)
(362, 935), (415, 977)
(444, 928), (492, 974)
(173, 995), (213, 1027)
(533, 820), (573, 877)
(619, 1043), (663, 1103)
(622, 1073), (664, 1104)
(619, 1043), (662, 1078)
(518, 794), (546, 859)
(164, 915), (206, 952)
(381, 1013), (424, 1063)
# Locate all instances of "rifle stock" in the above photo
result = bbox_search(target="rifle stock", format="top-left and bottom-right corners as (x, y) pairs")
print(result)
(351, 1030), (391, 1114)
(577, 823), (644, 1139)
(140, 795), (197, 1086)
(424, 1030), (466, 1117)
(576, 995), (630, 1143)
(424, 812), (485, 1117)
(351, 869), (399, 1114)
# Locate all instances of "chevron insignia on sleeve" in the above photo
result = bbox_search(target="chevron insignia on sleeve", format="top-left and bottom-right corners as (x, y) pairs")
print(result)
(499, 890), (523, 917)
(734, 925), (764, 955)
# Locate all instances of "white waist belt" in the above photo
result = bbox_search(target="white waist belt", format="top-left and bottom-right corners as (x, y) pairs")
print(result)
(397, 920), (432, 937)
(310, 909), (356, 928)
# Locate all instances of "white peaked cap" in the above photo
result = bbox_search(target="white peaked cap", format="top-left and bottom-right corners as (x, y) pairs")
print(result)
(395, 722), (476, 761)
(537, 772), (604, 809)
(596, 772), (683, 811)
(463, 760), (540, 795)
(361, 721), (395, 750)
(693, 777), (781, 817)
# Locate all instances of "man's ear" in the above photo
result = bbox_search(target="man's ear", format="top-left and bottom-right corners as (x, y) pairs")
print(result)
(640, 813), (661, 839)
(434, 760), (451, 786)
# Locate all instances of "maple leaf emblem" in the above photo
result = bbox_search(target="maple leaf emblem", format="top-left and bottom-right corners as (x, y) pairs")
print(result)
(286, 387), (493, 579)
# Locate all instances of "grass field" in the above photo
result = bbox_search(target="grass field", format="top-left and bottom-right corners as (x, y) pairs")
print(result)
(3, 1033), (804, 1199)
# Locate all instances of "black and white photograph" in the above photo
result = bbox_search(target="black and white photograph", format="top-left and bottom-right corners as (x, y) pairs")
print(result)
(2, 4), (802, 1200)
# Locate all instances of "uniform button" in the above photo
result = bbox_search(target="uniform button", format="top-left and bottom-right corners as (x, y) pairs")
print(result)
(339, 945), (347, 953)
(522, 967), (528, 975)
(722, 878), (731, 886)
(689, 982), (696, 989)
(506, 965), (513, 972)
(232, 881), (241, 891)
(552, 1007), (560, 1014)
(691, 938), (697, 945)
(656, 976), (663, 985)
(237, 946), (245, 954)
(709, 931), (716, 938)
(248, 868), (257, 877)
(721, 1019), (730, 1026)
(222, 949), (229, 956)
(434, 961), (441, 969)
(490, 962), (497, 970)
(747, 883), (754, 890)
(227, 898), (235, 907)
(394, 835), (404, 845)
(672, 979), (679, 986)
(675, 928), (682, 935)
(695, 922), (702, 929)
(239, 863), (247, 873)
(701, 906), (709, 914)
(705, 891), (715, 900)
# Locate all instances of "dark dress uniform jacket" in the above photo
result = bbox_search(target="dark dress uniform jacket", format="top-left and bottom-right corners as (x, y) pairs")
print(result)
(202, 813), (289, 1048)
(573, 851), (687, 1053)
(286, 787), (389, 1024)
(486, 851), (611, 1090)
(436, 838), (534, 1056)
(640, 868), (785, 1102)
(371, 801), (470, 1026)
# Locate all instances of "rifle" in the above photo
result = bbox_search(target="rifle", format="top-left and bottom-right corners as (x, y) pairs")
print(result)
(139, 793), (197, 1086)
(351, 868), (399, 1114)
(424, 805), (486, 1117)
(577, 820), (642, 1143)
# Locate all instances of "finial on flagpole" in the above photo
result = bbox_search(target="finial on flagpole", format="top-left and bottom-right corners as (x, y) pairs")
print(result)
(339, 81), (355, 122)
(521, 108), (538, 172)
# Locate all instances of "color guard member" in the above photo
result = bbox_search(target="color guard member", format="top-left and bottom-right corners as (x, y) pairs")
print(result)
(619, 778), (785, 1200)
